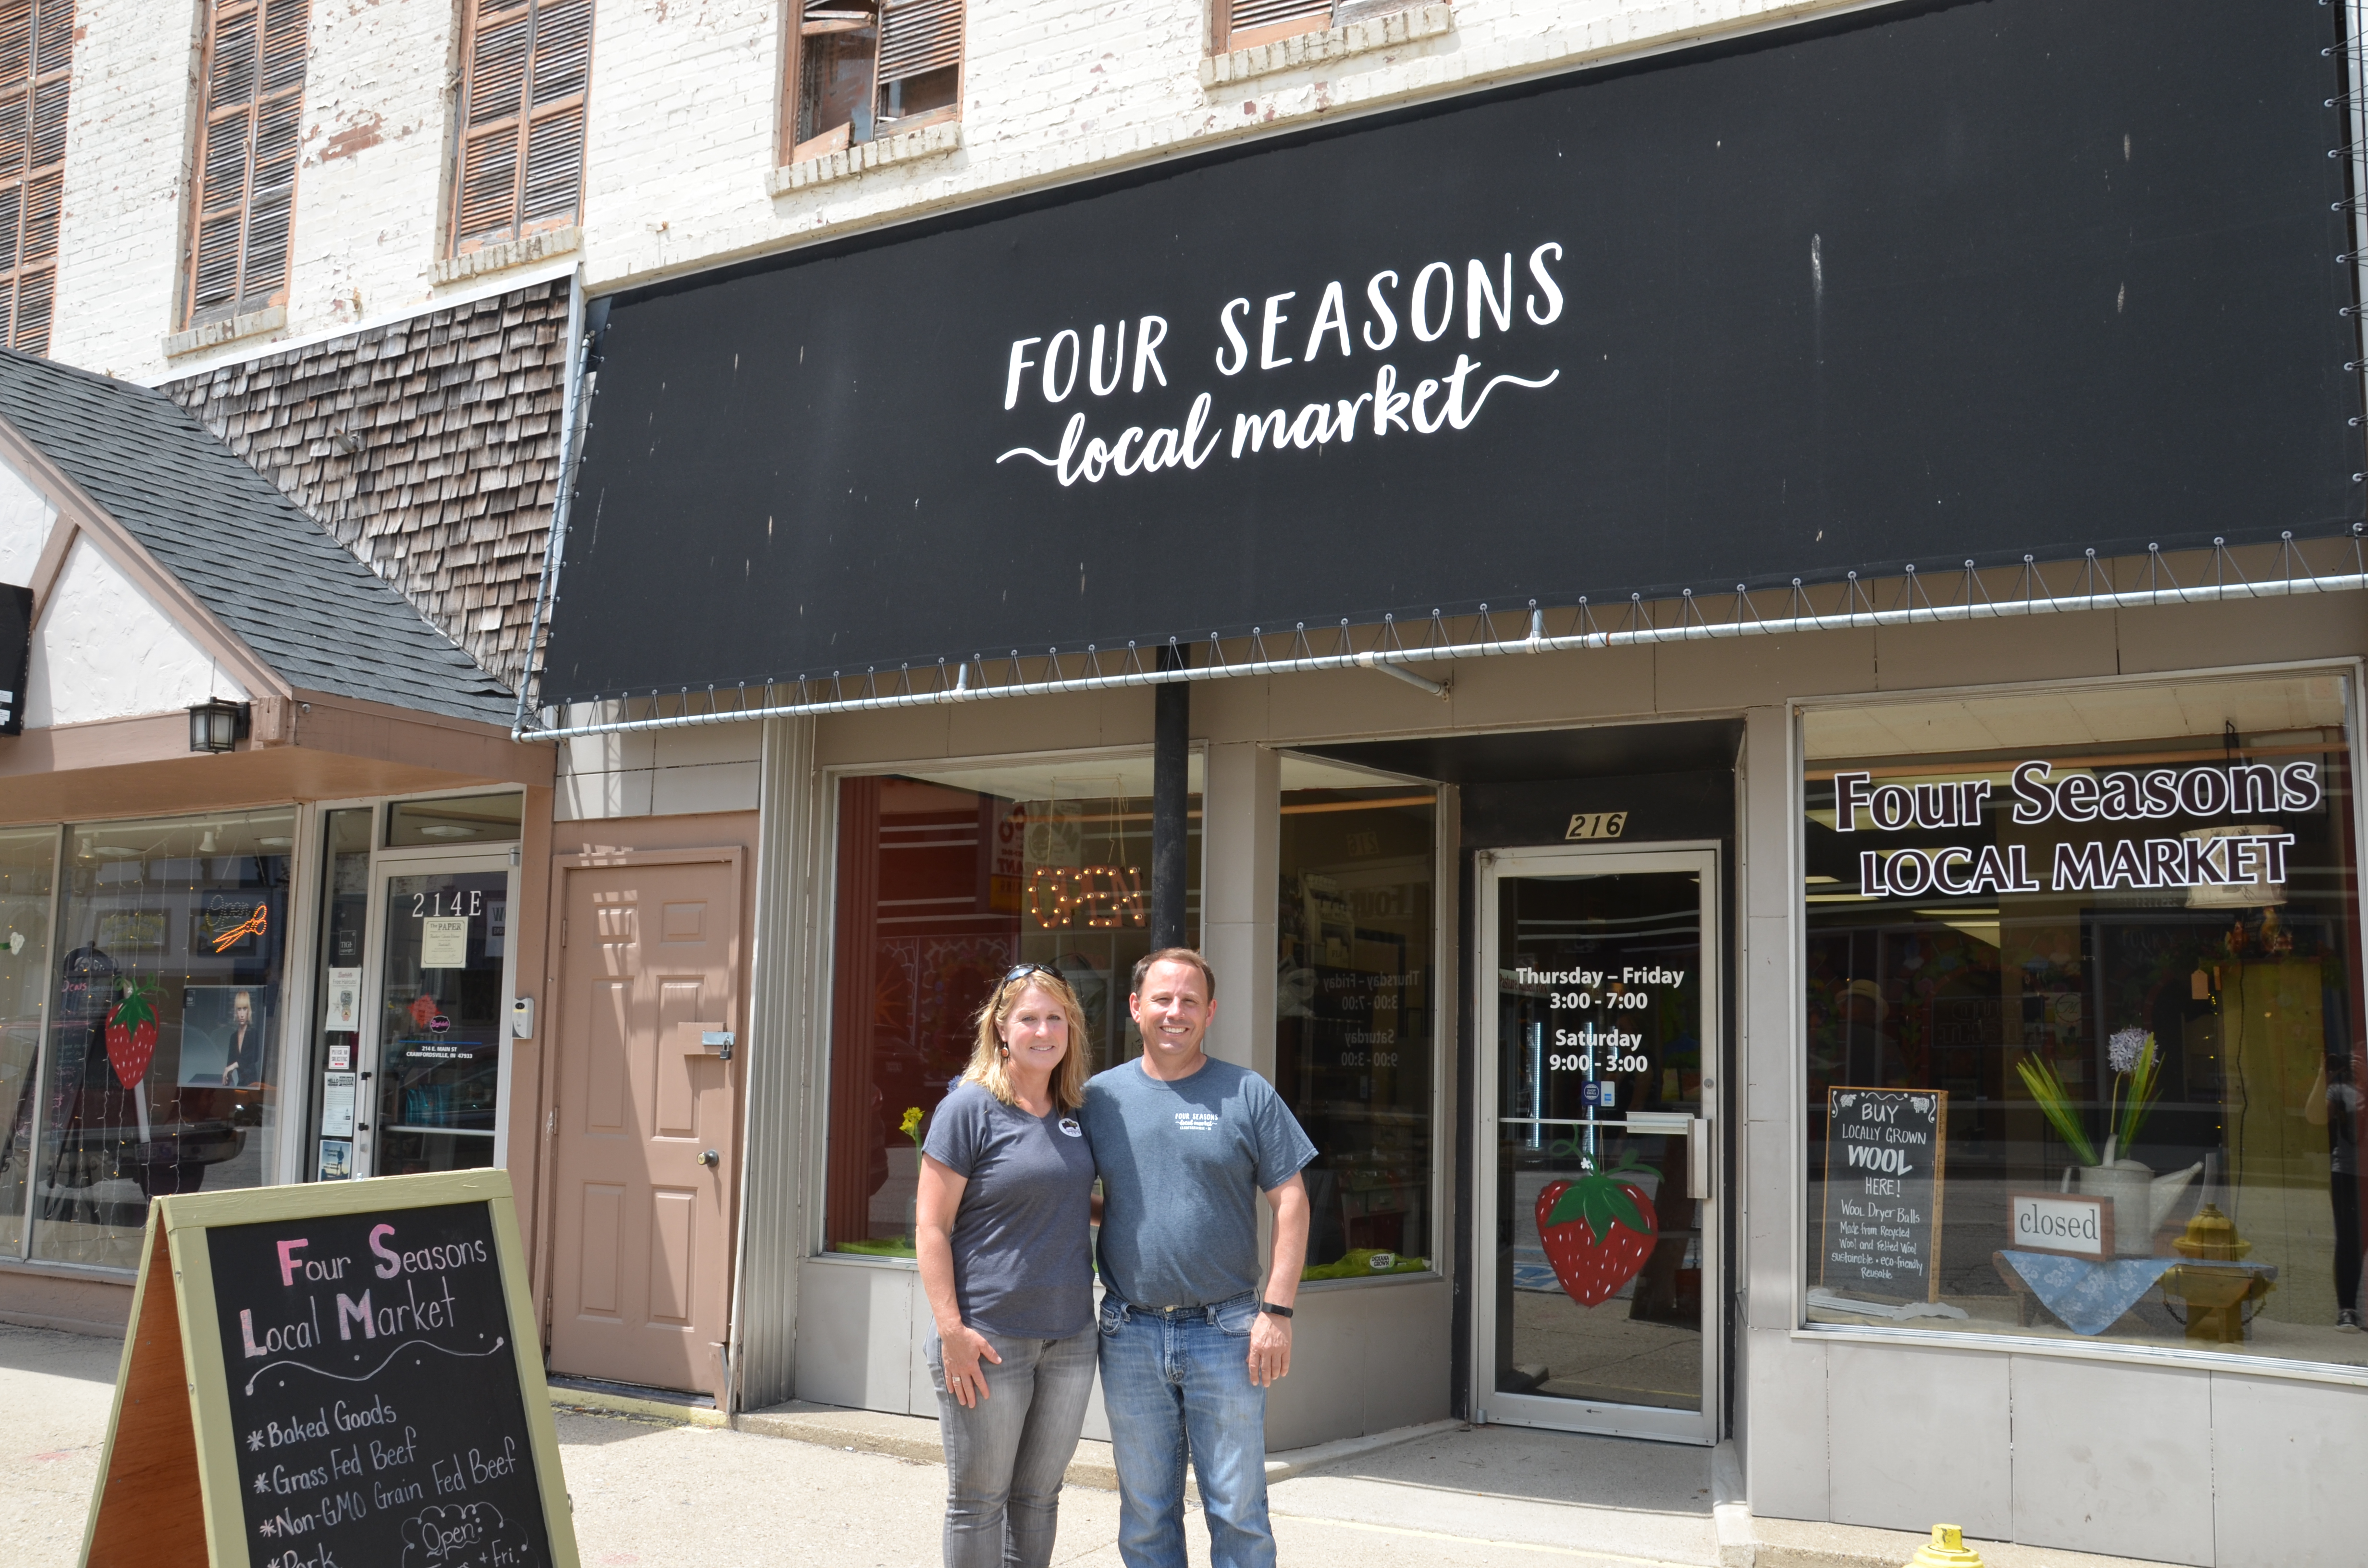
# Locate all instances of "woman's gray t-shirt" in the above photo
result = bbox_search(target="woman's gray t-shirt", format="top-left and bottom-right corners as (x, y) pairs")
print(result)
(922, 1080), (1098, 1338)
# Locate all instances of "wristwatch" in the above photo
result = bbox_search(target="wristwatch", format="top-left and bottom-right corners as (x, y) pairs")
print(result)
(1258, 1300), (1294, 1318)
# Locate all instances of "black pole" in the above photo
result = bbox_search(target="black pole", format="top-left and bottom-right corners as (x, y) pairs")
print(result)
(1149, 644), (1190, 950)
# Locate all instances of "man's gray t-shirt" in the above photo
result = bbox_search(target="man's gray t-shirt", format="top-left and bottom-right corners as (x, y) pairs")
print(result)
(1083, 1056), (1317, 1309)
(923, 1081), (1098, 1338)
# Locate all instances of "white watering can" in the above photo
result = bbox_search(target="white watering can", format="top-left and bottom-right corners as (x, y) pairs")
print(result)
(2073, 1157), (2205, 1255)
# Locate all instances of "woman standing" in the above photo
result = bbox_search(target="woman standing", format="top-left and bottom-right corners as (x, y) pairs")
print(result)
(917, 962), (1100, 1568)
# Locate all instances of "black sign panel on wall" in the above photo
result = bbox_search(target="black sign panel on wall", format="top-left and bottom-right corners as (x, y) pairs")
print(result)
(545, 0), (2361, 704)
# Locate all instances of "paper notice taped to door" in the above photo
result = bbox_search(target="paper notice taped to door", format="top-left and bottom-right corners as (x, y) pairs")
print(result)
(322, 1070), (357, 1136)
(421, 916), (470, 967)
(325, 966), (361, 1029)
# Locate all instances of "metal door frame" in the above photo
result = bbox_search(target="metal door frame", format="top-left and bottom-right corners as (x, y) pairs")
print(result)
(1471, 841), (1722, 1446)
(358, 852), (521, 1177)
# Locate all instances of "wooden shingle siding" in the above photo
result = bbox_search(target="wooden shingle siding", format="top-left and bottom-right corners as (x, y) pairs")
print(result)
(164, 282), (571, 686)
(0, 0), (73, 356)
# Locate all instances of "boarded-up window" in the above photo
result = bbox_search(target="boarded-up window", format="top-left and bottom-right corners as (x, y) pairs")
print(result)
(185, 0), (310, 329)
(451, 0), (590, 256)
(0, 0), (73, 356)
(786, 0), (961, 166)
(1221, 0), (1334, 51)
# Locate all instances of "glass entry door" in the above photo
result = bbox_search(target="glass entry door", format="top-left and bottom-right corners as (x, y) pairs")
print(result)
(362, 862), (515, 1176)
(1476, 845), (1718, 1444)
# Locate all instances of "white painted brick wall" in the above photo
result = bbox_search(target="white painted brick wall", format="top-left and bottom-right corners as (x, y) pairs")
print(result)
(46, 0), (1867, 386)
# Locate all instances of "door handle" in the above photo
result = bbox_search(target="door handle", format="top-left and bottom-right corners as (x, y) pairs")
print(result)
(698, 1149), (720, 1168)
(1687, 1117), (1711, 1200)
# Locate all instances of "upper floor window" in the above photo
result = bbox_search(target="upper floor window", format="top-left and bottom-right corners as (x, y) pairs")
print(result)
(185, 0), (309, 329)
(1217, 0), (1336, 51)
(451, 0), (590, 256)
(0, 0), (74, 356)
(787, 0), (962, 165)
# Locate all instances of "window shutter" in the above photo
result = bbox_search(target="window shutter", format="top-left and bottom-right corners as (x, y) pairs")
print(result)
(183, 0), (309, 330)
(453, 0), (589, 255)
(1226, 0), (1332, 49)
(875, 0), (960, 93)
(0, 0), (71, 356)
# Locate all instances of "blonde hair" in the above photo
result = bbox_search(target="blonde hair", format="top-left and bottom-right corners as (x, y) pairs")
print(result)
(964, 967), (1091, 1111)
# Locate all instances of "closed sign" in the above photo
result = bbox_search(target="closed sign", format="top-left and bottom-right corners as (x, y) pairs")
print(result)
(2010, 1193), (2113, 1259)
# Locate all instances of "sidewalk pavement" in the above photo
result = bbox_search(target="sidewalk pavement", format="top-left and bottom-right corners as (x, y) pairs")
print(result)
(3, 1321), (2169, 1568)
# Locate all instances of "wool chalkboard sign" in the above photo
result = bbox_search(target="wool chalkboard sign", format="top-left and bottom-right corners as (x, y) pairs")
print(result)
(1818, 1087), (1949, 1303)
(79, 1169), (578, 1568)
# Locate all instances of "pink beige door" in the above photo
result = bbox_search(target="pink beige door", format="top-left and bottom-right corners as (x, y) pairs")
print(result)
(548, 850), (742, 1401)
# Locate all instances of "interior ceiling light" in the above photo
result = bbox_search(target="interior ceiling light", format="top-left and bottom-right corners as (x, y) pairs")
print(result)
(417, 824), (478, 839)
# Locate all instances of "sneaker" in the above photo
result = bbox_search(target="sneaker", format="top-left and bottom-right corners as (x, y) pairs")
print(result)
(2340, 1309), (2363, 1332)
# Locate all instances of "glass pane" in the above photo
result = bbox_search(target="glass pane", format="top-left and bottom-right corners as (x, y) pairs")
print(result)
(303, 809), (372, 1180)
(825, 766), (1201, 1257)
(1497, 869), (1703, 1412)
(0, 826), (58, 1256)
(373, 870), (508, 1176)
(32, 810), (296, 1270)
(1803, 672), (2366, 1367)
(1276, 785), (1435, 1279)
(385, 792), (523, 848)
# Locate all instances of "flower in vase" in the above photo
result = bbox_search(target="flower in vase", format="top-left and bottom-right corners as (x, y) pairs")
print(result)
(900, 1105), (924, 1148)
(2108, 1028), (2147, 1076)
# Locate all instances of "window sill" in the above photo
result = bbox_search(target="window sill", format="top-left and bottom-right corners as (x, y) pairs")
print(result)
(1202, 2), (1455, 89)
(432, 224), (581, 288)
(766, 119), (964, 197)
(1795, 1318), (2368, 1388)
(163, 304), (286, 360)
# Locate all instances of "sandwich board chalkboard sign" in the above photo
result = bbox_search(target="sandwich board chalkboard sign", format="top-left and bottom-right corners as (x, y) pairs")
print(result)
(1818, 1087), (1949, 1302)
(79, 1168), (578, 1568)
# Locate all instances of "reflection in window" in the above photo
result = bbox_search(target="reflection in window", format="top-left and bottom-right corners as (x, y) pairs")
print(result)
(0, 827), (58, 1255)
(825, 764), (1201, 1257)
(1276, 782), (1435, 1278)
(1802, 674), (2365, 1364)
(31, 810), (294, 1270)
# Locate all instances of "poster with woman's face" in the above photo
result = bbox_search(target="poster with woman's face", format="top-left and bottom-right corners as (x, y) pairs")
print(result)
(179, 985), (271, 1089)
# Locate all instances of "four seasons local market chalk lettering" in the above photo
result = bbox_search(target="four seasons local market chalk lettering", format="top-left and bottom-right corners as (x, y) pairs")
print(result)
(78, 1169), (576, 1568)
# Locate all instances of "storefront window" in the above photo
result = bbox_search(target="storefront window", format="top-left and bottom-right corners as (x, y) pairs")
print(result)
(1802, 673), (2364, 1367)
(1275, 766), (1437, 1278)
(824, 758), (1201, 1257)
(0, 827), (59, 1256)
(31, 809), (296, 1270)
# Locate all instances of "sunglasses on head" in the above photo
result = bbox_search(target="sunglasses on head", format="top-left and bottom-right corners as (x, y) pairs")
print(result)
(1004, 962), (1060, 985)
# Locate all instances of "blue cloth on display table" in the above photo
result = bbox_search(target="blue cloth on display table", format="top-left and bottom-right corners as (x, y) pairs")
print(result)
(2001, 1250), (2177, 1335)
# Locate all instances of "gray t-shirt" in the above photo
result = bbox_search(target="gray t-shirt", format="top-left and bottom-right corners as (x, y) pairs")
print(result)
(1083, 1056), (1317, 1309)
(922, 1080), (1098, 1338)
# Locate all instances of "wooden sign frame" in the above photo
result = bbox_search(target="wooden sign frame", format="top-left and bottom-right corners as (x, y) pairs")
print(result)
(2006, 1190), (2115, 1259)
(79, 1168), (579, 1568)
(1818, 1086), (1949, 1303)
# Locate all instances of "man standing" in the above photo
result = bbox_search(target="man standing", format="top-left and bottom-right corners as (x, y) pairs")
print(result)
(1083, 948), (1314, 1568)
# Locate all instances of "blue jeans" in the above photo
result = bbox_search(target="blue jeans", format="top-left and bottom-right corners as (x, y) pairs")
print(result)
(1096, 1292), (1274, 1568)
(925, 1323), (1099, 1568)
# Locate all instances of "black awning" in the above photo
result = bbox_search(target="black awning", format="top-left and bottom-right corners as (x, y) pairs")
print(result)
(543, 0), (2362, 706)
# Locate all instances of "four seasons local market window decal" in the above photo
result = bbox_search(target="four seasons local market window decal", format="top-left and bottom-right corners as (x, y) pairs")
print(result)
(1833, 757), (2319, 896)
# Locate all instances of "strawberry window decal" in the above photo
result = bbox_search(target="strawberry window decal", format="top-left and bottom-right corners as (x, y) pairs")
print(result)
(1535, 1153), (1660, 1307)
(104, 979), (160, 1090)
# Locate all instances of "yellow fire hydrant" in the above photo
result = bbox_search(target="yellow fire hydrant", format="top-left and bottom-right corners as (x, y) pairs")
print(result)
(1905, 1524), (1985, 1568)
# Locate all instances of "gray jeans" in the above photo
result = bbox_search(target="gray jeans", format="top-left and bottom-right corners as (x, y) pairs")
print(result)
(925, 1323), (1099, 1568)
